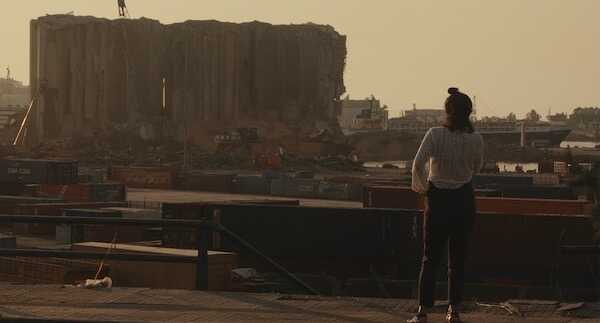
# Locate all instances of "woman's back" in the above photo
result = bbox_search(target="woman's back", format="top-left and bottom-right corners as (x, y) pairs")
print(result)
(412, 126), (484, 193)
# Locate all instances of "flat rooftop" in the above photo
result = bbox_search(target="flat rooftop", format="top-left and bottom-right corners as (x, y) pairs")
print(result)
(0, 284), (598, 322)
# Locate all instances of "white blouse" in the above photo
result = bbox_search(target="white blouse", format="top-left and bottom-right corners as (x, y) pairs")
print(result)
(412, 127), (484, 194)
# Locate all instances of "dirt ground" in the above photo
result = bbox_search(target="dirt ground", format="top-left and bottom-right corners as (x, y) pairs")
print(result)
(0, 284), (597, 322)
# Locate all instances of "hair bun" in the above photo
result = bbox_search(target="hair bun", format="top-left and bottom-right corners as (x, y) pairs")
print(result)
(448, 87), (459, 95)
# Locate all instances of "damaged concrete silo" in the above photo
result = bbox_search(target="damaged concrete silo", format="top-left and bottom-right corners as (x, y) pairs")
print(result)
(28, 15), (347, 145)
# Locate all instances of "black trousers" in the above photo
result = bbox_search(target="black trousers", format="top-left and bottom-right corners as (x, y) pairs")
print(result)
(417, 182), (475, 307)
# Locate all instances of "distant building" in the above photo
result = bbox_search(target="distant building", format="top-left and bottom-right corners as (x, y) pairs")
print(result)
(403, 108), (445, 123)
(547, 113), (568, 123)
(0, 77), (30, 109)
(389, 107), (445, 131)
(568, 107), (600, 131)
(0, 76), (30, 130)
(338, 95), (389, 134)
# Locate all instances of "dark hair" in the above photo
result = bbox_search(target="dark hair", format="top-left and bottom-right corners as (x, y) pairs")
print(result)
(444, 87), (474, 133)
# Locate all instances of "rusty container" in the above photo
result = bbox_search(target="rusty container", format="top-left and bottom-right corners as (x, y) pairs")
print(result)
(109, 166), (176, 190)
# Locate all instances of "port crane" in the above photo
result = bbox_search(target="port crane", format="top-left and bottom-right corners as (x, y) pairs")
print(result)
(117, 0), (130, 18)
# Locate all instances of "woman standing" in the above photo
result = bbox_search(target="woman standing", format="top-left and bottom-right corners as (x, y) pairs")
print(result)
(407, 88), (484, 323)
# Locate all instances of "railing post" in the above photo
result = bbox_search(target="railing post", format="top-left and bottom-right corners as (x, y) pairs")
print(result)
(195, 225), (209, 290)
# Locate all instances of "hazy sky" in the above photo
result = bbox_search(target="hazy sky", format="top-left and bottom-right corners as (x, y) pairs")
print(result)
(1, 0), (599, 118)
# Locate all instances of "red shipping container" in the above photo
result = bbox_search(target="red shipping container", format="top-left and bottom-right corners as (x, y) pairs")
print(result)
(363, 186), (423, 210)
(38, 183), (127, 203)
(109, 166), (176, 189)
(38, 184), (90, 202)
(364, 186), (592, 216)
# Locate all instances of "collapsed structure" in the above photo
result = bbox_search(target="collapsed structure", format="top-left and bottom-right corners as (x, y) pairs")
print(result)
(28, 15), (346, 145)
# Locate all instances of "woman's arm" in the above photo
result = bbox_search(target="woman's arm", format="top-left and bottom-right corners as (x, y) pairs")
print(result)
(412, 129), (434, 194)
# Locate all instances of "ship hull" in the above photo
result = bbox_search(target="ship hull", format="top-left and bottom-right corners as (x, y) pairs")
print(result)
(370, 128), (572, 147)
(480, 128), (571, 147)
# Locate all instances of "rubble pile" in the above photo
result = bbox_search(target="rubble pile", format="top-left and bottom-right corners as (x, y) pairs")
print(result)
(2, 132), (363, 172)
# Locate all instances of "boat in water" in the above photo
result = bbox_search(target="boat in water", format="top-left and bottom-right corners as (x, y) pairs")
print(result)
(387, 115), (571, 147)
(475, 119), (571, 147)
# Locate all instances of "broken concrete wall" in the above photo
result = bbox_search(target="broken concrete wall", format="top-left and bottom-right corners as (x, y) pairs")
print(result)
(29, 15), (346, 145)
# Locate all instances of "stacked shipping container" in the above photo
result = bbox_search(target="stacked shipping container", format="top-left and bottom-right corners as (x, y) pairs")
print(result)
(0, 159), (78, 185)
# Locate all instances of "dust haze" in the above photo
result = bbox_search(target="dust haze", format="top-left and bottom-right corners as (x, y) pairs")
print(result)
(1, 0), (599, 117)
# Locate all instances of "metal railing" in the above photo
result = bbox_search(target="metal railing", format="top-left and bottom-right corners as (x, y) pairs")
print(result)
(0, 215), (319, 295)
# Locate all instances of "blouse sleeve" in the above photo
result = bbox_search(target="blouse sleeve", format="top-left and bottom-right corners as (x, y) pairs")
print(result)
(412, 128), (434, 194)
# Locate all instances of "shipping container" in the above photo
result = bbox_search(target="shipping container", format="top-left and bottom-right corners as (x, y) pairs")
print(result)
(325, 176), (370, 185)
(78, 166), (108, 183)
(162, 199), (300, 248)
(102, 207), (161, 220)
(232, 175), (270, 195)
(270, 178), (286, 196)
(204, 203), (418, 277)
(289, 171), (316, 179)
(554, 161), (569, 177)
(289, 179), (321, 198)
(318, 182), (351, 200)
(500, 185), (575, 200)
(38, 184), (89, 202)
(475, 189), (503, 197)
(0, 235), (16, 249)
(57, 208), (146, 244)
(22, 184), (40, 197)
(473, 174), (534, 187)
(0, 183), (27, 195)
(90, 183), (127, 202)
(16, 202), (128, 217)
(262, 170), (284, 180)
(38, 183), (126, 203)
(532, 174), (560, 186)
(13, 202), (128, 235)
(109, 166), (176, 189)
(0, 158), (78, 185)
(0, 195), (63, 214)
(538, 161), (554, 174)
(63, 208), (122, 218)
(0, 195), (62, 205)
(178, 171), (236, 193)
(324, 175), (412, 200)
(142, 227), (163, 241)
(363, 186), (423, 209)
(363, 185), (590, 215)
(347, 183), (364, 202)
(203, 203), (595, 287)
(57, 209), (122, 244)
